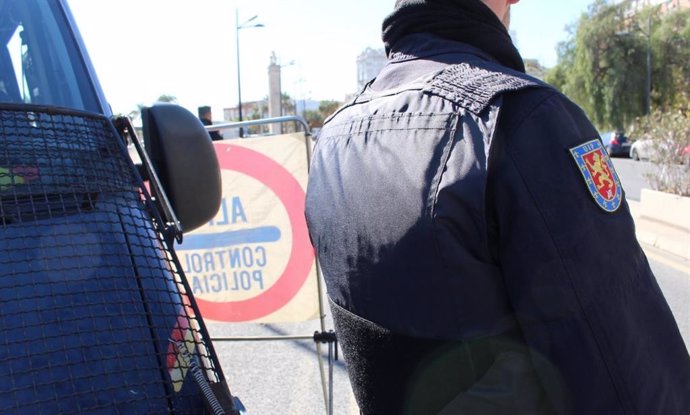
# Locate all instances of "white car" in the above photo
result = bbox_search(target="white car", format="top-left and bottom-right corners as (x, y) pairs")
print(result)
(629, 139), (654, 161)
(630, 138), (690, 164)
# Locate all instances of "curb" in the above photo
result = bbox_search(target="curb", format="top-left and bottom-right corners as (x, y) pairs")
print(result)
(628, 199), (690, 262)
(639, 189), (690, 232)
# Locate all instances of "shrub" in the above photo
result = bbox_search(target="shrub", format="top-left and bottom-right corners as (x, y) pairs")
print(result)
(629, 110), (690, 196)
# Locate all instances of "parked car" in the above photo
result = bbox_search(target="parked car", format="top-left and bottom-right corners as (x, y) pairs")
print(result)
(630, 139), (690, 164)
(630, 138), (654, 161)
(600, 131), (631, 158)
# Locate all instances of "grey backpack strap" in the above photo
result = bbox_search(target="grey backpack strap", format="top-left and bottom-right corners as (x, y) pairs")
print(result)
(423, 62), (542, 114)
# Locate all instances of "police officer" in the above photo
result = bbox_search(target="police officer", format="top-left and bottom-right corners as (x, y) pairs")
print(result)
(305, 0), (690, 414)
(198, 105), (223, 141)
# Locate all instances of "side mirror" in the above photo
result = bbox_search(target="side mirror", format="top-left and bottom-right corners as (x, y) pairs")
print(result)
(142, 104), (221, 233)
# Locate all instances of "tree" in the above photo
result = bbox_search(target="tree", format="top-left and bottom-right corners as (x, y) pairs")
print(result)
(543, 3), (690, 195)
(651, 8), (690, 115)
(545, 32), (576, 92)
(544, 2), (690, 131)
(281, 92), (295, 116)
(303, 109), (324, 130)
(546, 1), (641, 130)
(318, 100), (341, 118)
(302, 100), (343, 130)
(155, 94), (177, 104)
(247, 101), (269, 135)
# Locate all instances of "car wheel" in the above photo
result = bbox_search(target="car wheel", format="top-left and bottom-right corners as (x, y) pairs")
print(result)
(631, 149), (640, 161)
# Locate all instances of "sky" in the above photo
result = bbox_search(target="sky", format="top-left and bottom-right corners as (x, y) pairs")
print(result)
(67, 0), (595, 118)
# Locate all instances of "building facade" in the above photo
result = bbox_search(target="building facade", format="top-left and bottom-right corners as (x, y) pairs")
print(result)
(356, 47), (387, 92)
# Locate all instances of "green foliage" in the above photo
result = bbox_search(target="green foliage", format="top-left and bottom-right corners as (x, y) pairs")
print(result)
(543, 62), (568, 91)
(246, 101), (269, 135)
(652, 9), (690, 115)
(281, 92), (295, 115)
(301, 100), (343, 130)
(549, 0), (643, 129)
(545, 2), (690, 131)
(318, 100), (342, 118)
(155, 94), (177, 103)
(303, 109), (324, 130)
(546, 3), (690, 195)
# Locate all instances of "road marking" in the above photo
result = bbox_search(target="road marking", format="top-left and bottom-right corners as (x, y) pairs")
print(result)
(641, 243), (690, 275)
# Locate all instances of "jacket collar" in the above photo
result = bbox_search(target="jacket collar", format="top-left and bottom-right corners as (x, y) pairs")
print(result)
(388, 33), (499, 65)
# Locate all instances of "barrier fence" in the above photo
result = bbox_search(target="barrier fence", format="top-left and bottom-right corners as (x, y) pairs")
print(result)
(189, 116), (336, 415)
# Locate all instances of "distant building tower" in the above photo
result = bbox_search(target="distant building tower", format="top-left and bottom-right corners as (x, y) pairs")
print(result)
(268, 51), (282, 134)
(356, 47), (387, 91)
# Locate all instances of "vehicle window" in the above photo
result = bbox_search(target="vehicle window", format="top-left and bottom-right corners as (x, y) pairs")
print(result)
(0, 0), (99, 112)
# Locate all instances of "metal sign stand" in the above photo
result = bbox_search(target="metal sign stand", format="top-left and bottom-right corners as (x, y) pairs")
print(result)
(201, 116), (338, 415)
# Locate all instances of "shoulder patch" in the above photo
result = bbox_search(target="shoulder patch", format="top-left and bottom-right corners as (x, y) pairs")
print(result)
(570, 139), (623, 212)
(423, 62), (541, 114)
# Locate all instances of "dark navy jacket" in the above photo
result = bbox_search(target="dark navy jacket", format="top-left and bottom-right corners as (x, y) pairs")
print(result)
(305, 34), (690, 415)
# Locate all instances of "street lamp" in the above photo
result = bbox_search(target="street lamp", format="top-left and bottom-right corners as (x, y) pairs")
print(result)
(236, 10), (263, 138)
(617, 11), (653, 116)
(643, 12), (652, 116)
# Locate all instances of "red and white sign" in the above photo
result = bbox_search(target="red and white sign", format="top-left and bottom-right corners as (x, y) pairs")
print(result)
(176, 133), (317, 323)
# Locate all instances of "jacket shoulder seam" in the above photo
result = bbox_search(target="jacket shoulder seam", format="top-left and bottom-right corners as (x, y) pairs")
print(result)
(423, 62), (546, 114)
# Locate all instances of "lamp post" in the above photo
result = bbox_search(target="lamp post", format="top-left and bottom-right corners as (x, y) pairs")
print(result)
(236, 10), (263, 138)
(615, 10), (653, 116)
(643, 12), (651, 115)
(268, 56), (297, 134)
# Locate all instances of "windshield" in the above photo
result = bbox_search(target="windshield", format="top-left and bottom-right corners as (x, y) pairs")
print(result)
(0, 0), (99, 112)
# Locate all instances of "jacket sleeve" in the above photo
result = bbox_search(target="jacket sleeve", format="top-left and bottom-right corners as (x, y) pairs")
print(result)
(486, 91), (690, 415)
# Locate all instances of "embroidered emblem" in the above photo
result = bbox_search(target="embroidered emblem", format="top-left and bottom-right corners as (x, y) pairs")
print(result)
(570, 139), (623, 212)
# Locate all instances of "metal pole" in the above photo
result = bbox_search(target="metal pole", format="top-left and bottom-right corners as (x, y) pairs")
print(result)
(328, 341), (334, 415)
(645, 12), (652, 115)
(235, 9), (244, 138)
(315, 342), (329, 414)
(206, 115), (309, 135)
(235, 12), (263, 138)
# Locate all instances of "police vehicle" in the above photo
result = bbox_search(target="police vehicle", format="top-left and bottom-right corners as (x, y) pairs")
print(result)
(0, 0), (243, 413)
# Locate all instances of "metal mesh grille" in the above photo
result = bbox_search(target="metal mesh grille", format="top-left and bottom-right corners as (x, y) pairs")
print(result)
(0, 106), (221, 414)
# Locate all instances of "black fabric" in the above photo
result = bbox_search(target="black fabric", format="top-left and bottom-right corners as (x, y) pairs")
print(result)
(330, 300), (489, 415)
(330, 301), (552, 415)
(201, 118), (223, 141)
(308, 29), (690, 414)
(382, 0), (525, 72)
(424, 62), (539, 114)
